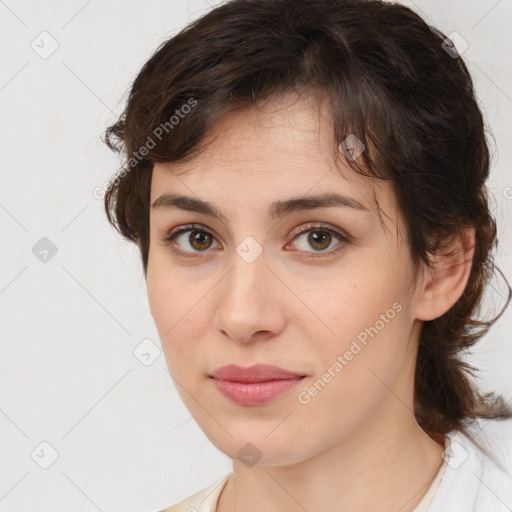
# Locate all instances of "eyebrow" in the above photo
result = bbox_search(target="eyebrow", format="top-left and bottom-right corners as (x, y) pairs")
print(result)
(152, 192), (369, 222)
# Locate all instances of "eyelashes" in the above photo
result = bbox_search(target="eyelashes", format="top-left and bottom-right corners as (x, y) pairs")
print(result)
(160, 222), (351, 259)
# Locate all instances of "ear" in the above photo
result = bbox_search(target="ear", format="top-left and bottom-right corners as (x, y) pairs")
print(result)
(414, 228), (476, 322)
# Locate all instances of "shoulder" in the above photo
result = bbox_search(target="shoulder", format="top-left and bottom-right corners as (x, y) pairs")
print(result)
(428, 417), (512, 512)
(158, 472), (232, 512)
(460, 416), (512, 476)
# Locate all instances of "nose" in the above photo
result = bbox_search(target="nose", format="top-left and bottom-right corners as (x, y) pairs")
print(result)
(213, 249), (287, 344)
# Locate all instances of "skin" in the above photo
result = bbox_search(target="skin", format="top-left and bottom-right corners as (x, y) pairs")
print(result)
(146, 91), (475, 512)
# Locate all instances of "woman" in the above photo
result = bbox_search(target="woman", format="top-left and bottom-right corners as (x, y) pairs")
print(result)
(102, 0), (512, 510)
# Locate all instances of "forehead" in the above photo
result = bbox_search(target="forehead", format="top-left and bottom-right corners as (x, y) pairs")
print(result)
(155, 94), (360, 187)
(150, 92), (400, 234)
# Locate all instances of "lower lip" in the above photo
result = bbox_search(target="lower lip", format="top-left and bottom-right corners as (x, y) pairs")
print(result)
(212, 377), (304, 405)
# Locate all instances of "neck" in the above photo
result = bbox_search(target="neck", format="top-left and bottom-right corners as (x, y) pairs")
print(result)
(217, 402), (445, 512)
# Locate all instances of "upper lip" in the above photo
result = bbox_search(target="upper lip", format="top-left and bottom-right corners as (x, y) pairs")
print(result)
(210, 364), (306, 382)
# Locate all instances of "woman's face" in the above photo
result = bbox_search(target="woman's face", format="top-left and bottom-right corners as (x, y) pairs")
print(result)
(147, 93), (427, 466)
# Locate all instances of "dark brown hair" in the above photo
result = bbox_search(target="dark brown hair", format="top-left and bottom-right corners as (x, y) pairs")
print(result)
(102, 0), (512, 440)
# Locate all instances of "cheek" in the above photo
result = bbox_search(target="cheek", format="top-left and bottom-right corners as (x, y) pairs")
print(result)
(146, 268), (211, 380)
(311, 261), (412, 381)
(147, 251), (194, 331)
(146, 268), (168, 334)
(294, 298), (411, 442)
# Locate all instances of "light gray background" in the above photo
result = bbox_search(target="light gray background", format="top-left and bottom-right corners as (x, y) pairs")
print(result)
(0, 1), (511, 511)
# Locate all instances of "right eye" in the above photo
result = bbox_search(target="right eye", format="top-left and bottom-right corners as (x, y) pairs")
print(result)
(161, 223), (221, 258)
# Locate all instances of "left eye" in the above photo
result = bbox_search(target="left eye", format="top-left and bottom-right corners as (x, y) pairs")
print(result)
(161, 223), (350, 258)
(288, 224), (348, 254)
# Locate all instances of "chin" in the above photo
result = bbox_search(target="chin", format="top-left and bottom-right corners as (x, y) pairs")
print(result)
(199, 424), (316, 468)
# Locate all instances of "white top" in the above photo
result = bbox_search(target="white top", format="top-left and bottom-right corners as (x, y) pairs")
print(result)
(160, 418), (512, 512)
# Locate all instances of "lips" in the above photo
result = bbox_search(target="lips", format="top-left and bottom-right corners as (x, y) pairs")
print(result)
(209, 363), (307, 405)
(210, 363), (306, 383)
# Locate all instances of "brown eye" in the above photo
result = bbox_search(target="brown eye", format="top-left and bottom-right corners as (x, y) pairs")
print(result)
(162, 224), (220, 258)
(188, 230), (213, 251)
(307, 230), (332, 251)
(288, 223), (350, 256)
(162, 222), (351, 260)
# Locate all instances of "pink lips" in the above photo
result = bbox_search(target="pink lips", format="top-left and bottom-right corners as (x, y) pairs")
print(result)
(210, 364), (306, 405)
